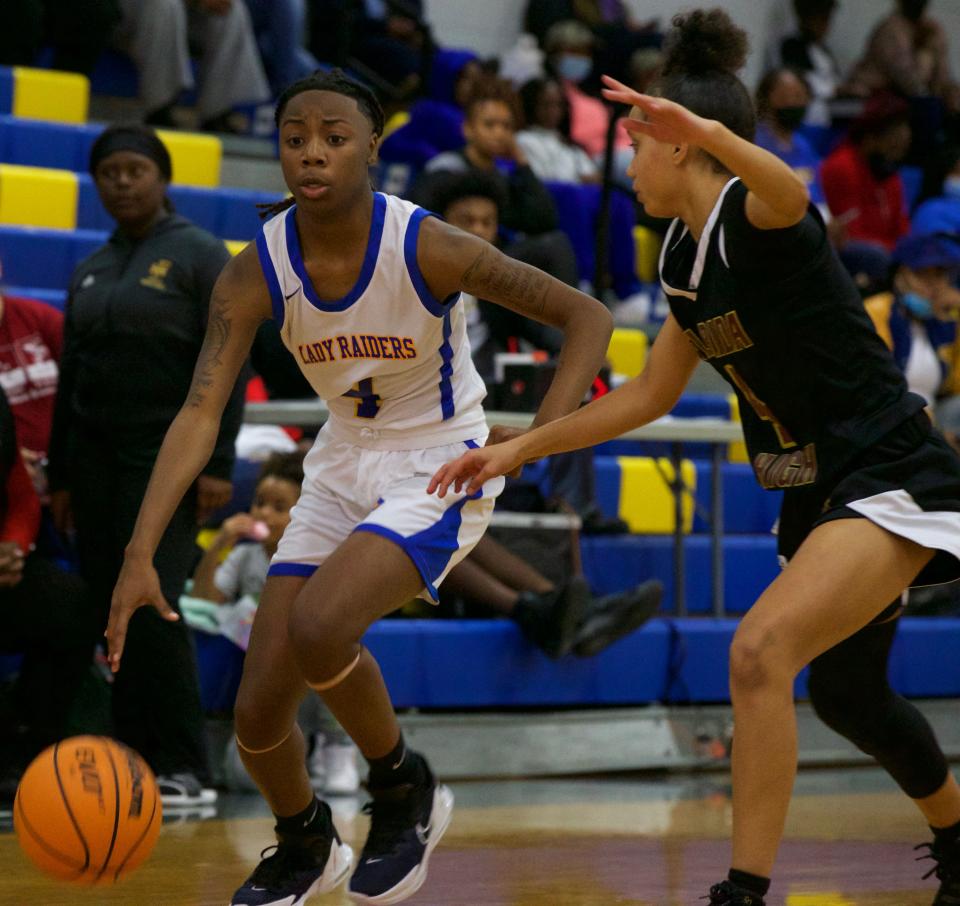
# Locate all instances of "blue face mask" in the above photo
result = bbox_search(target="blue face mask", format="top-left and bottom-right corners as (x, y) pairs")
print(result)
(944, 176), (960, 199)
(901, 291), (934, 319)
(556, 54), (592, 84)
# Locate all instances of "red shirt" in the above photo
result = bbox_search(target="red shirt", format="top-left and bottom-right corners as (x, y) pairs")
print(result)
(820, 142), (910, 251)
(0, 295), (63, 455)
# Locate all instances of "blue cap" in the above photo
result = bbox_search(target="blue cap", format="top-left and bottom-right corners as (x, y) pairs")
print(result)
(893, 232), (960, 270)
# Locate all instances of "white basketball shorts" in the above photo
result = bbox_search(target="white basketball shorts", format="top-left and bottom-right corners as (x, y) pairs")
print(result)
(267, 430), (504, 602)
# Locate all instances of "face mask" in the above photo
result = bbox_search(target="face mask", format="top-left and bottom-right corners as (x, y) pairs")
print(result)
(556, 54), (592, 84)
(867, 152), (898, 181)
(943, 176), (960, 199)
(901, 290), (934, 319)
(773, 106), (807, 132)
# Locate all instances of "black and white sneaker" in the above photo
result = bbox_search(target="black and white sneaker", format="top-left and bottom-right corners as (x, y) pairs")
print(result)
(157, 772), (218, 808)
(704, 880), (766, 905)
(348, 757), (453, 904)
(230, 802), (353, 906)
(916, 835), (960, 904)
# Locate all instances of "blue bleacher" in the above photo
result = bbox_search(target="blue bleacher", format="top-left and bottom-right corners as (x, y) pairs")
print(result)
(194, 615), (960, 712)
(0, 114), (101, 172)
(581, 534), (779, 615)
(0, 225), (103, 291)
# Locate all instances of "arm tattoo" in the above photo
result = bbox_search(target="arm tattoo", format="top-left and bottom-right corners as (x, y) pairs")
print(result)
(461, 246), (551, 318)
(186, 293), (231, 408)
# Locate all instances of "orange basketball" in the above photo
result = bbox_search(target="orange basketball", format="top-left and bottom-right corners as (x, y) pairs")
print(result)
(13, 735), (162, 884)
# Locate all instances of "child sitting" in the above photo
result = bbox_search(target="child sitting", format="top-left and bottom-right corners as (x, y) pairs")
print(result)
(193, 452), (359, 795)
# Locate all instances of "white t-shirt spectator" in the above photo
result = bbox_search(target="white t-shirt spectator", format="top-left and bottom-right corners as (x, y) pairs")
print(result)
(515, 127), (598, 183)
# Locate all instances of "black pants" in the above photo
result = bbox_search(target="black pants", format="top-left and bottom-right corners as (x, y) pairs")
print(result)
(71, 437), (210, 782)
(0, 555), (97, 767)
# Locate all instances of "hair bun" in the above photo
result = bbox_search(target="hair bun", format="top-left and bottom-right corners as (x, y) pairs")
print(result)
(662, 8), (749, 78)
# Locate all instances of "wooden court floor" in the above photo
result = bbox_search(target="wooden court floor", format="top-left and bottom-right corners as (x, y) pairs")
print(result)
(0, 767), (949, 905)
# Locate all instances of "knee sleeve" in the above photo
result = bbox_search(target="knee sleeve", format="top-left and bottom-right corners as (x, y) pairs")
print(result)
(809, 621), (949, 799)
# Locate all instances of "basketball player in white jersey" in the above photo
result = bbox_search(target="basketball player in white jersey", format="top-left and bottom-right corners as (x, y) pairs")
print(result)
(105, 70), (613, 906)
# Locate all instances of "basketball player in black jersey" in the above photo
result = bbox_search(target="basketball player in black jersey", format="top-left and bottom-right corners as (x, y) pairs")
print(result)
(430, 10), (960, 906)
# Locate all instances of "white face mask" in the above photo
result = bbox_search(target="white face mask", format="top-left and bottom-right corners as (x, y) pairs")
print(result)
(944, 176), (960, 199)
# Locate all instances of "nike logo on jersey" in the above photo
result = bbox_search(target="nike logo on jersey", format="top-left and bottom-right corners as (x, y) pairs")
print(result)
(284, 286), (300, 300)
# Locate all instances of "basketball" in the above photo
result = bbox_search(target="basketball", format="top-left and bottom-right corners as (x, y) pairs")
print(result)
(13, 736), (162, 885)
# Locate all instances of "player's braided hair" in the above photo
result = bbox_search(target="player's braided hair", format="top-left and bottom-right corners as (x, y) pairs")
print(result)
(258, 69), (384, 220)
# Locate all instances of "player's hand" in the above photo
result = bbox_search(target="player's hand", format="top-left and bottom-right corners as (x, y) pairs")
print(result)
(485, 425), (526, 478)
(196, 474), (233, 524)
(0, 542), (25, 587)
(600, 74), (716, 147)
(107, 555), (179, 673)
(427, 437), (524, 498)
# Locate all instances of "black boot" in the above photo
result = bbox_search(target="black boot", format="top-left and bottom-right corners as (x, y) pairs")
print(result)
(512, 577), (590, 658)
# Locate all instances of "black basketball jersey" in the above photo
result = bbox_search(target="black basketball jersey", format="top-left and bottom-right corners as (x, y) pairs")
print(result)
(660, 178), (925, 491)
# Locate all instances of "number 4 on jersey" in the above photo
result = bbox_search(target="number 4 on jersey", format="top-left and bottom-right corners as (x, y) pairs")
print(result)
(343, 378), (382, 419)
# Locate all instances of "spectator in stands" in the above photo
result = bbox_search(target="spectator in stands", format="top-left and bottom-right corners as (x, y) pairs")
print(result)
(516, 76), (600, 184)
(754, 67), (826, 208)
(913, 144), (960, 235)
(0, 0), (120, 74)
(243, 0), (323, 98)
(543, 20), (630, 161)
(843, 0), (960, 113)
(352, 0), (428, 98)
(47, 125), (245, 806)
(0, 384), (97, 807)
(865, 232), (960, 407)
(413, 79), (581, 290)
(192, 452), (359, 795)
(771, 0), (841, 126)
(821, 93), (912, 253)
(432, 170), (626, 534)
(114, 0), (271, 132)
(418, 77), (560, 236)
(0, 265), (63, 474)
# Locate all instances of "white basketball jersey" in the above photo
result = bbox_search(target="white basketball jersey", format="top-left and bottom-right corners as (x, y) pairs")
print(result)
(255, 193), (488, 450)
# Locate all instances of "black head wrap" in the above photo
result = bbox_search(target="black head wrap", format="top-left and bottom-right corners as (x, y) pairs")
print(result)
(89, 125), (173, 181)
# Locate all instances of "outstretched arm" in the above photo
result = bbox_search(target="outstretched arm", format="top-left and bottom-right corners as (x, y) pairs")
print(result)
(429, 314), (701, 496)
(417, 216), (613, 428)
(107, 246), (271, 669)
(600, 75), (809, 230)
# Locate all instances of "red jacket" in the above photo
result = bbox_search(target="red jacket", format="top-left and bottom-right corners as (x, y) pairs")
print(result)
(821, 142), (910, 251)
(0, 295), (63, 455)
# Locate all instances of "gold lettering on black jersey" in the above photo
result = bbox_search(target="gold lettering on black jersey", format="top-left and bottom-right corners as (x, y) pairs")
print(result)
(684, 311), (754, 360)
(753, 443), (818, 489)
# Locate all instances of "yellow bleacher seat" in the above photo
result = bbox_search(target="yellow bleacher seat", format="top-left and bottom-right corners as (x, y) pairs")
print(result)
(633, 225), (663, 284)
(0, 163), (77, 230)
(381, 110), (411, 142)
(617, 456), (696, 533)
(606, 327), (648, 378)
(727, 393), (749, 463)
(224, 239), (249, 257)
(156, 130), (222, 187)
(12, 67), (89, 124)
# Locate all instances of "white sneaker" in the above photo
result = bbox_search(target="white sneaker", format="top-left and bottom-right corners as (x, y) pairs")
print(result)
(157, 772), (218, 808)
(323, 743), (359, 796)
